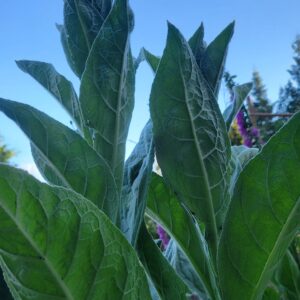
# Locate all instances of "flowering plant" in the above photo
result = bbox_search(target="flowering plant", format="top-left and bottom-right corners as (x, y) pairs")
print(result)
(0, 1), (299, 299)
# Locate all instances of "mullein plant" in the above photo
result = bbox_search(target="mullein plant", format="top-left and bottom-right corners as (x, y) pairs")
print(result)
(0, 1), (299, 299)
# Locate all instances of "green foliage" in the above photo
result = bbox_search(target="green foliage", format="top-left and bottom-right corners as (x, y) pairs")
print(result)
(0, 1), (299, 299)
(251, 70), (276, 142)
(0, 138), (14, 163)
(278, 36), (300, 114)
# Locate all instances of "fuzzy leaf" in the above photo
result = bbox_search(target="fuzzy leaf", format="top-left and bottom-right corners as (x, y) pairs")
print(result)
(165, 240), (208, 300)
(189, 22), (206, 65)
(63, 0), (112, 77)
(138, 48), (160, 73)
(120, 121), (154, 246)
(229, 145), (259, 197)
(146, 173), (219, 299)
(223, 83), (253, 130)
(0, 164), (151, 299)
(16, 60), (83, 132)
(150, 23), (231, 256)
(79, 0), (134, 191)
(201, 22), (234, 94)
(0, 98), (118, 223)
(218, 112), (300, 300)
(137, 223), (190, 300)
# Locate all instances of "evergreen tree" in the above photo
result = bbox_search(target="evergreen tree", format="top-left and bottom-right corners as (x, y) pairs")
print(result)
(251, 70), (275, 142)
(278, 36), (300, 114)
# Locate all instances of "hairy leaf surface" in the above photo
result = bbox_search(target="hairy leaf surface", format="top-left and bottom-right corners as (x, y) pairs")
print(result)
(223, 83), (252, 130)
(229, 145), (259, 197)
(165, 240), (208, 300)
(0, 99), (118, 222)
(63, 0), (112, 77)
(150, 23), (231, 255)
(138, 48), (160, 73)
(146, 173), (219, 299)
(79, 0), (134, 191)
(0, 164), (151, 300)
(218, 112), (300, 300)
(16, 60), (83, 132)
(200, 22), (234, 94)
(137, 223), (190, 300)
(189, 22), (205, 65)
(120, 121), (154, 246)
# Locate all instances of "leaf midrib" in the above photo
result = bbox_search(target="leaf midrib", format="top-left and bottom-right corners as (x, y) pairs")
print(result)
(1, 197), (74, 300)
(111, 37), (130, 187)
(73, 0), (91, 51)
(178, 59), (218, 255)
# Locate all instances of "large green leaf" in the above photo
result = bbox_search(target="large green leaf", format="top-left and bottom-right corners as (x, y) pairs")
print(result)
(150, 23), (231, 256)
(63, 0), (112, 77)
(79, 0), (134, 191)
(218, 112), (300, 300)
(120, 121), (154, 246)
(275, 251), (300, 299)
(137, 223), (190, 300)
(200, 22), (234, 95)
(223, 83), (253, 130)
(16, 60), (83, 132)
(146, 173), (220, 300)
(0, 164), (151, 299)
(0, 98), (118, 222)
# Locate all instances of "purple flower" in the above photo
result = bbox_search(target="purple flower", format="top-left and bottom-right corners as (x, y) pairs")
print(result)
(236, 111), (251, 146)
(157, 225), (169, 249)
(251, 127), (260, 137)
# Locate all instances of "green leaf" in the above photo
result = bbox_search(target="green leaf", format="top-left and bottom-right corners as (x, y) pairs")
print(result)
(223, 83), (253, 130)
(201, 22), (234, 94)
(146, 173), (220, 300)
(139, 22), (206, 75)
(218, 112), (300, 300)
(79, 0), (134, 191)
(31, 143), (67, 187)
(188, 22), (206, 65)
(275, 251), (300, 299)
(138, 48), (160, 73)
(262, 285), (280, 300)
(16, 60), (83, 132)
(63, 0), (112, 77)
(164, 239), (209, 299)
(0, 98), (119, 223)
(0, 164), (151, 299)
(229, 145), (259, 197)
(120, 121), (154, 246)
(150, 22), (231, 256)
(137, 223), (190, 300)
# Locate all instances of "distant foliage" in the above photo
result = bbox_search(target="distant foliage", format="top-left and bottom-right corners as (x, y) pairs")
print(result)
(0, 138), (14, 163)
(250, 70), (276, 143)
(278, 36), (300, 114)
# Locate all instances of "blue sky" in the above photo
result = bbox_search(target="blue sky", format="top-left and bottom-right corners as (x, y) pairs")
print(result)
(0, 0), (300, 176)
